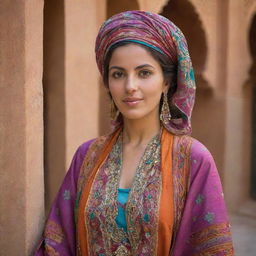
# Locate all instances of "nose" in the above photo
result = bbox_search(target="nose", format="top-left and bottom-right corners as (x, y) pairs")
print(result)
(125, 74), (138, 94)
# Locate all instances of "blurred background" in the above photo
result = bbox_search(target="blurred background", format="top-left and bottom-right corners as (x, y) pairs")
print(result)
(1, 0), (256, 255)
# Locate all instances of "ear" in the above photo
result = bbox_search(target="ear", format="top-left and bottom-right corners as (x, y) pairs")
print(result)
(106, 86), (111, 95)
(107, 90), (112, 100)
(163, 81), (170, 94)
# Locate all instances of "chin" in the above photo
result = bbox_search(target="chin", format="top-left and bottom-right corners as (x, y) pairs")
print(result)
(121, 110), (156, 121)
(121, 111), (145, 120)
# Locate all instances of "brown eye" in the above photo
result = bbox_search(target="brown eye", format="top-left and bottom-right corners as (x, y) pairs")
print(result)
(139, 70), (152, 78)
(111, 71), (124, 79)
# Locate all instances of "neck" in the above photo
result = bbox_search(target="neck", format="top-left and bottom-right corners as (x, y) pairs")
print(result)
(122, 112), (161, 146)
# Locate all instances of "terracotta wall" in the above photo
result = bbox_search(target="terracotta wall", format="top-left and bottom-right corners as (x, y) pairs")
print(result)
(224, 0), (256, 211)
(0, 0), (44, 255)
(44, 0), (107, 211)
(1, 0), (256, 255)
(65, 0), (106, 166)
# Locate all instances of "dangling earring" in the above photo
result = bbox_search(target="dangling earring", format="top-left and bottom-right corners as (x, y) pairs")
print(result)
(110, 99), (120, 122)
(160, 92), (171, 123)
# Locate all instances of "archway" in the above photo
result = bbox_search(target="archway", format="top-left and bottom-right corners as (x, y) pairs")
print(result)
(160, 1), (229, 177)
(107, 0), (139, 18)
(161, 0), (207, 87)
(249, 13), (256, 199)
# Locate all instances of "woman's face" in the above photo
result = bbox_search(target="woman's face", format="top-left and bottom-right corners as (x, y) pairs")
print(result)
(108, 44), (168, 122)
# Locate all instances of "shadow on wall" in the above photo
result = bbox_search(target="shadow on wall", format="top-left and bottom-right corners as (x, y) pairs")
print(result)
(43, 0), (66, 213)
(248, 13), (256, 199)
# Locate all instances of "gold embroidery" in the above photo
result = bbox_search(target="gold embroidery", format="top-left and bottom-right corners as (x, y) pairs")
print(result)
(44, 220), (64, 244)
(170, 135), (193, 251)
(77, 135), (109, 193)
(189, 223), (234, 255)
(114, 244), (130, 256)
(126, 134), (161, 255)
(85, 132), (162, 255)
(45, 244), (60, 256)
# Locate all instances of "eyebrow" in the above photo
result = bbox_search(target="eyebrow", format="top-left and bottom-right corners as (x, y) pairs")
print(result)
(109, 64), (155, 71)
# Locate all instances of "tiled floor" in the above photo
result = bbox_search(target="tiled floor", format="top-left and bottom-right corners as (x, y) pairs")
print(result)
(231, 214), (256, 255)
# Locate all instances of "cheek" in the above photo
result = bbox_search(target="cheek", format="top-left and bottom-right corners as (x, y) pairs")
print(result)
(144, 78), (164, 98)
(108, 83), (122, 100)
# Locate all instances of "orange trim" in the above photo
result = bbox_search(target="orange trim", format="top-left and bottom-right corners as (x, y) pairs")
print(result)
(77, 129), (121, 255)
(157, 128), (174, 255)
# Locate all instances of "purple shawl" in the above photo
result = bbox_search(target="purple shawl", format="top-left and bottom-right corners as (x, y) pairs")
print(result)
(34, 137), (233, 255)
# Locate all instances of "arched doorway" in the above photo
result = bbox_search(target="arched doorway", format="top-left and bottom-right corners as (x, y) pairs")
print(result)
(160, 1), (227, 177)
(161, 0), (207, 85)
(107, 0), (139, 18)
(43, 0), (66, 212)
(249, 14), (256, 199)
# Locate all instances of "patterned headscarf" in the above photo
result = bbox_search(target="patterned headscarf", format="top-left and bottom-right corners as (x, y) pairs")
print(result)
(95, 10), (196, 135)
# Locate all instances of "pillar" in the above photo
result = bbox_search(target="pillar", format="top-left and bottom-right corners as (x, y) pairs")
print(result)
(0, 0), (44, 255)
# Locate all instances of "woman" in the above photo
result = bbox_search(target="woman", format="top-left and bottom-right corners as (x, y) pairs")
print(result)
(35, 11), (234, 255)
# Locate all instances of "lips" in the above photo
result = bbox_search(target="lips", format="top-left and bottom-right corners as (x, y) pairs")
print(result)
(123, 97), (143, 106)
(123, 97), (143, 102)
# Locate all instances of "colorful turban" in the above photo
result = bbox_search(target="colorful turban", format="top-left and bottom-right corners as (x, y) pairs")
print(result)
(95, 10), (196, 135)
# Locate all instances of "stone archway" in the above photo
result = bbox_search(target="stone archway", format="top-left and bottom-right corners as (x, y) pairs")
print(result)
(160, 0), (228, 178)
(161, 0), (208, 88)
(249, 13), (256, 199)
(107, 0), (139, 18)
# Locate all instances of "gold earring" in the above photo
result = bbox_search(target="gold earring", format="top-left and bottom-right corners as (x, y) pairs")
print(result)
(160, 92), (171, 124)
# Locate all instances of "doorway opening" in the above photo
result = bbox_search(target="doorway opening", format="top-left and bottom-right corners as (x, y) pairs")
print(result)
(250, 14), (256, 199)
(43, 0), (66, 212)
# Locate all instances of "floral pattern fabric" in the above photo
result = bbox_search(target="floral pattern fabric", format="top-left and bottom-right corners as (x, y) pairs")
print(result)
(34, 133), (233, 255)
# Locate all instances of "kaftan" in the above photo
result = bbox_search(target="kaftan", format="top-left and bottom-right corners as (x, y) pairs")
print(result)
(35, 133), (233, 255)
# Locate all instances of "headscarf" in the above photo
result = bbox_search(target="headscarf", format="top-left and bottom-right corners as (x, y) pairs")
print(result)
(95, 10), (196, 135)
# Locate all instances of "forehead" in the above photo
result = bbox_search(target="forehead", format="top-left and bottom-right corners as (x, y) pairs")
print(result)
(109, 44), (160, 68)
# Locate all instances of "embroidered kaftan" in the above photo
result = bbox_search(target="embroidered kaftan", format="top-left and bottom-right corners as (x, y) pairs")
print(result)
(34, 134), (233, 255)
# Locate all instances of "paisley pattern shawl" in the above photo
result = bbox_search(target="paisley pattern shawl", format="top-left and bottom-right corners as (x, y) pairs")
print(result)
(171, 139), (234, 255)
(75, 135), (109, 223)
(189, 223), (233, 255)
(170, 135), (193, 252)
(34, 130), (234, 255)
(76, 129), (122, 255)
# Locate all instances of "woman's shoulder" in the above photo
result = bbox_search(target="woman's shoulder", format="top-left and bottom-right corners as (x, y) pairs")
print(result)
(69, 135), (109, 181)
(76, 138), (95, 153)
(174, 134), (212, 154)
(185, 136), (218, 180)
(173, 134), (215, 167)
(75, 134), (110, 158)
(76, 139), (97, 157)
(189, 137), (214, 162)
